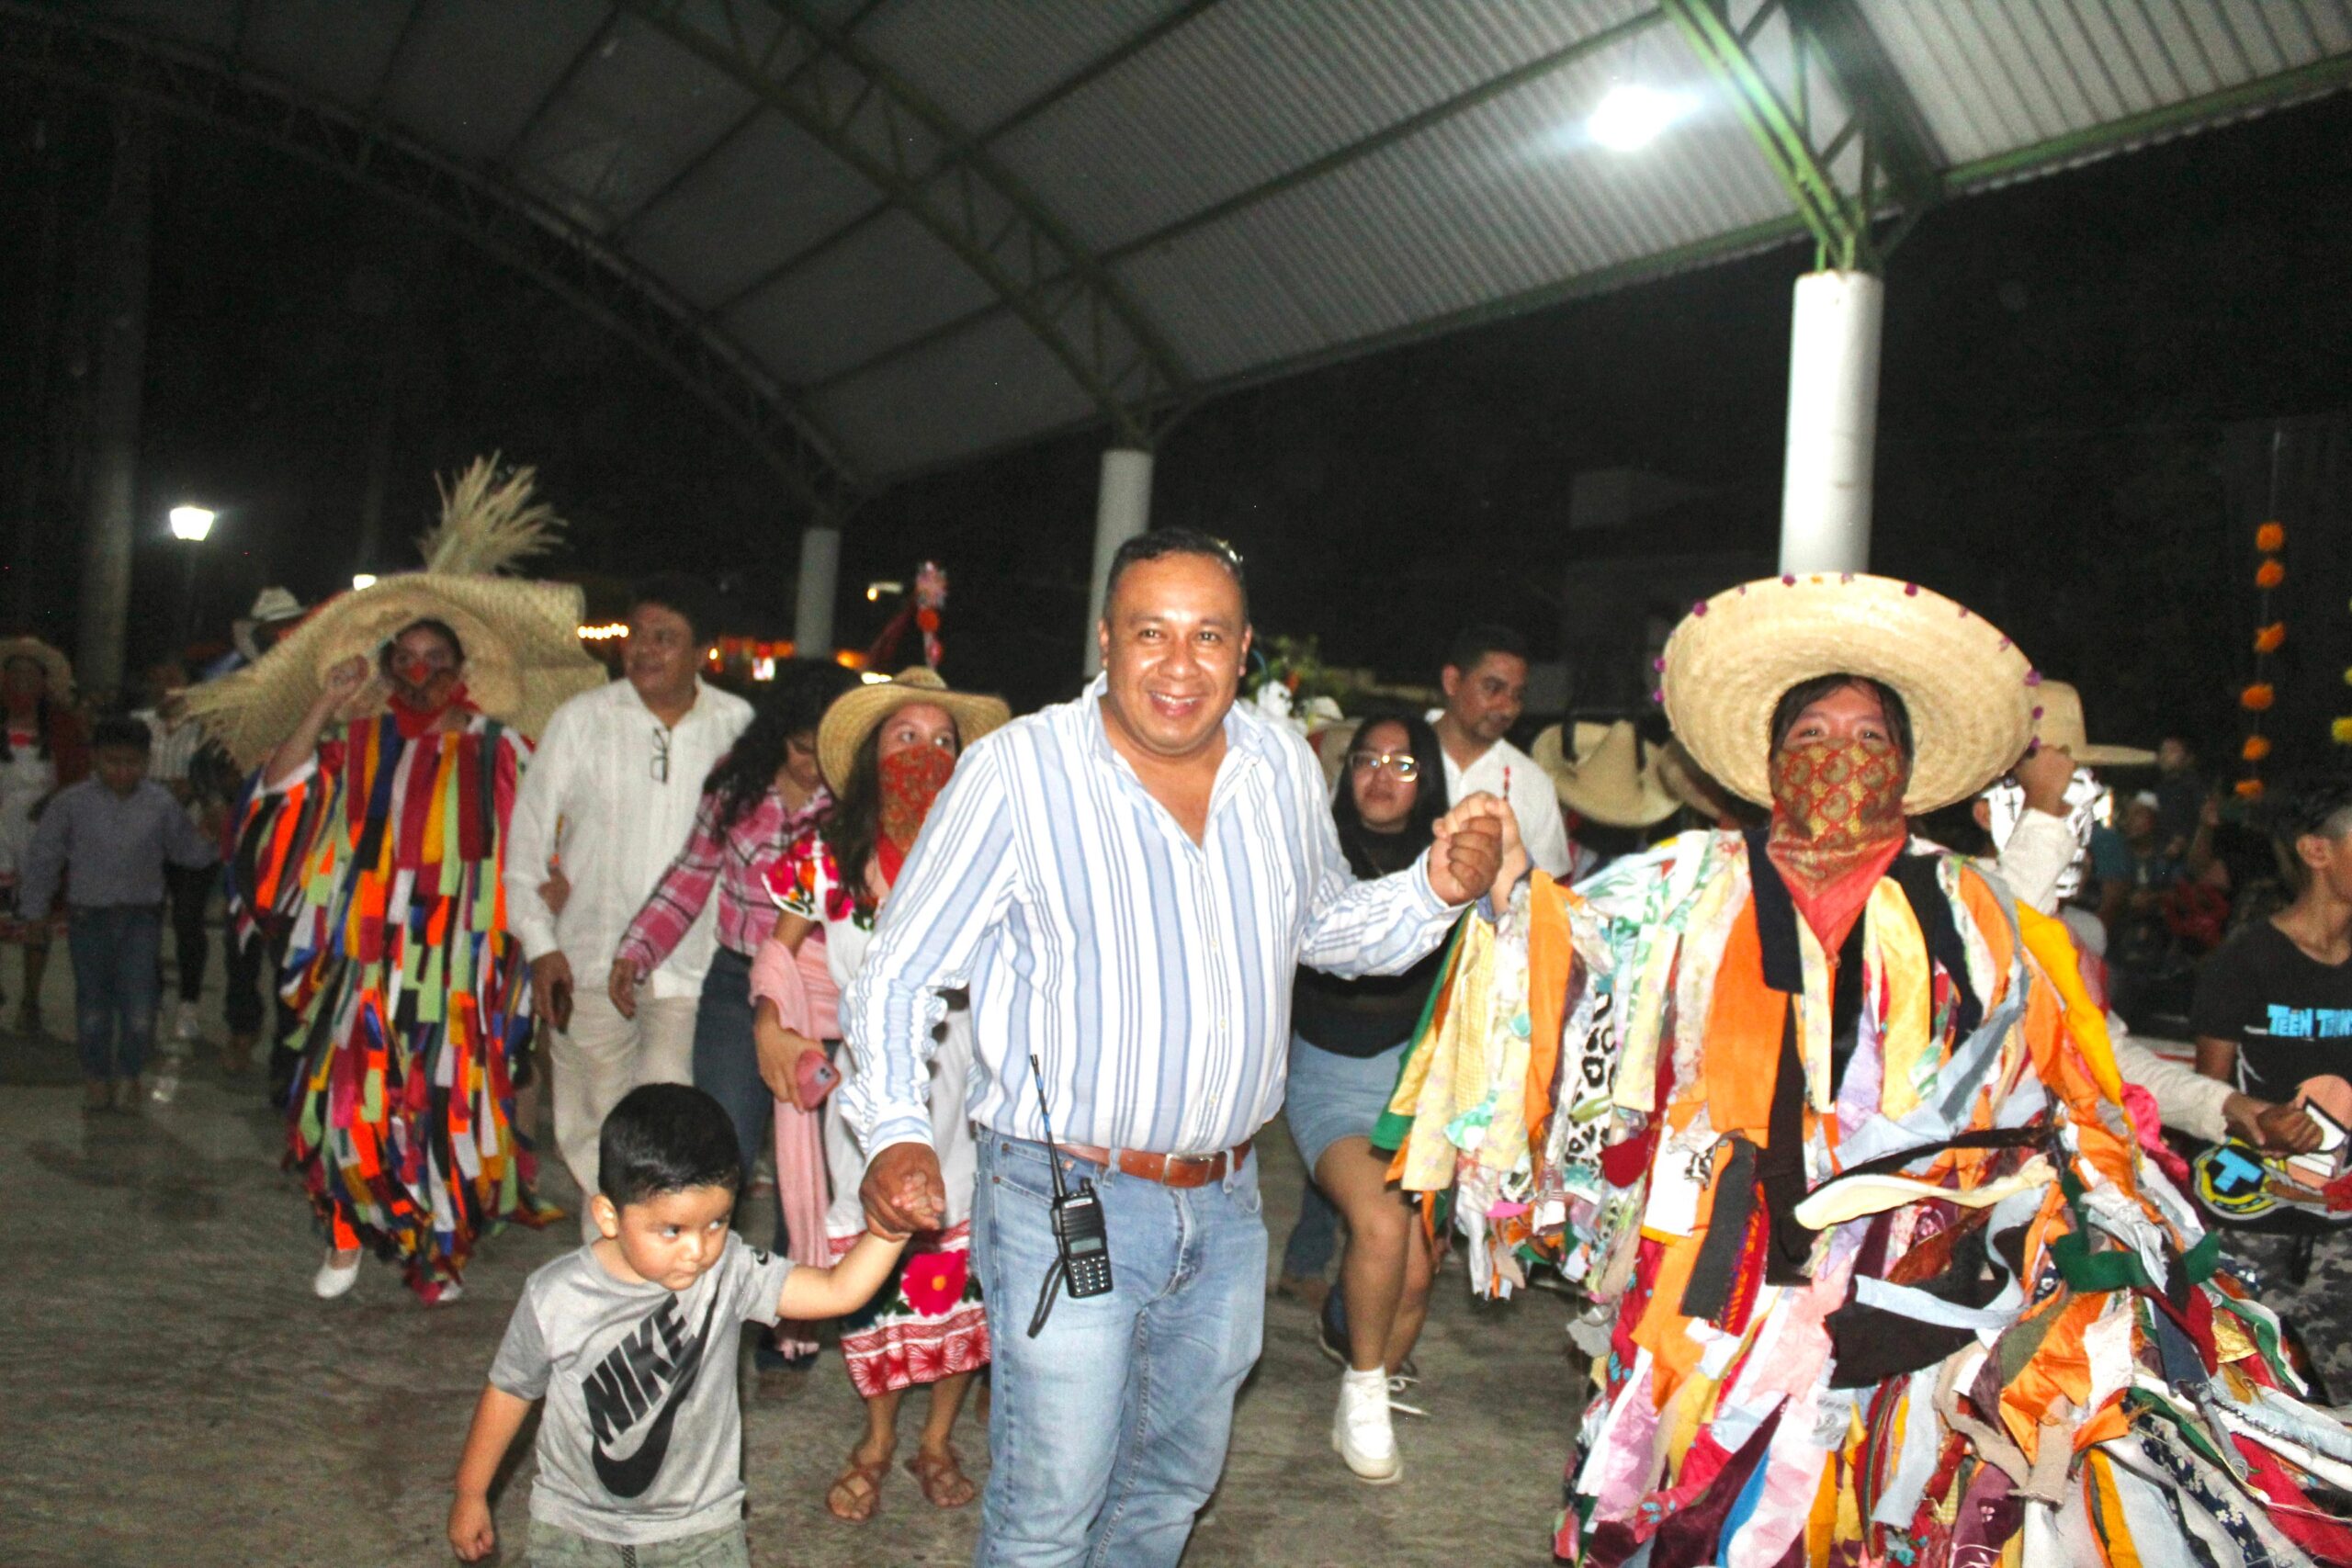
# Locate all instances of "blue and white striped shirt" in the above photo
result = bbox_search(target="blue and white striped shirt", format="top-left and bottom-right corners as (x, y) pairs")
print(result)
(840, 676), (1463, 1158)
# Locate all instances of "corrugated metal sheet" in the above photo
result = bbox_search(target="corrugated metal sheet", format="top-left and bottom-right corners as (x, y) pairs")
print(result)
(1868, 0), (2352, 168)
(376, 2), (610, 165)
(621, 110), (884, 310)
(505, 12), (753, 236)
(808, 309), (1099, 476)
(722, 208), (997, 386)
(858, 0), (1192, 137)
(992, 0), (1655, 252)
(1106, 25), (1791, 379)
(85, 0), (238, 53)
(237, 0), (414, 108)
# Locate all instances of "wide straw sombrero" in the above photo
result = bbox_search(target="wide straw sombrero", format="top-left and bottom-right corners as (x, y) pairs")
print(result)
(1532, 720), (1677, 828)
(2034, 681), (2155, 769)
(187, 458), (606, 768)
(0, 637), (74, 705)
(1653, 738), (1736, 821)
(817, 667), (1011, 794)
(1658, 574), (2038, 815)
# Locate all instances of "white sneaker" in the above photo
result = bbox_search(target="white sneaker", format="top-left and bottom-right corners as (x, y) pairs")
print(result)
(311, 1252), (361, 1299)
(1332, 1368), (1401, 1483)
(175, 1001), (202, 1043)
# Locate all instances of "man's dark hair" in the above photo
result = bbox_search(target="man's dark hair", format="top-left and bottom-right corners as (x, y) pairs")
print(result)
(90, 715), (153, 754)
(1768, 673), (1914, 761)
(630, 572), (727, 647)
(2265, 773), (2352, 892)
(1102, 528), (1248, 625)
(379, 618), (465, 678)
(598, 1083), (743, 1205)
(1443, 624), (1530, 676)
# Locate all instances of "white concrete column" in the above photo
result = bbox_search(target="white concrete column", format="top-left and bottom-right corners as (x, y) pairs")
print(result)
(1778, 269), (1884, 575)
(794, 524), (841, 659)
(1083, 446), (1154, 676)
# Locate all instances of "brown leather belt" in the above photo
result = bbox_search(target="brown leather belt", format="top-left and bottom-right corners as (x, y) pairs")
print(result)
(1058, 1140), (1251, 1189)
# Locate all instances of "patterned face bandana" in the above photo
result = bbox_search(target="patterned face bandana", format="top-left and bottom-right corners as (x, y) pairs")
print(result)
(1766, 735), (1910, 947)
(385, 669), (470, 739)
(875, 741), (956, 884)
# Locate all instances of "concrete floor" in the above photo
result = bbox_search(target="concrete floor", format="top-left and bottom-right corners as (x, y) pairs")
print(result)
(0, 943), (1584, 1568)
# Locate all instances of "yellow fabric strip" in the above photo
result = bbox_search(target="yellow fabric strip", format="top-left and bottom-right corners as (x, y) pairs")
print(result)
(1867, 877), (1935, 1120)
(2015, 905), (2126, 1106)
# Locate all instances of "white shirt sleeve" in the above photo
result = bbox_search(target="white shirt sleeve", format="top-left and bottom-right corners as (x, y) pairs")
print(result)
(2110, 1028), (2233, 1145)
(1514, 772), (1574, 880)
(1993, 808), (2078, 916)
(503, 703), (572, 964)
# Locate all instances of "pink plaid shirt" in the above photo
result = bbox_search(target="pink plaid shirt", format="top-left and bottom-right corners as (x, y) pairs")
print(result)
(617, 785), (830, 972)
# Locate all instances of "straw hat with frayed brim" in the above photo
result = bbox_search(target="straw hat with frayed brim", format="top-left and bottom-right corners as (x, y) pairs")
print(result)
(0, 637), (74, 705)
(2034, 681), (2154, 769)
(818, 668), (1011, 795)
(187, 458), (606, 767)
(1532, 720), (1678, 829)
(1659, 574), (2039, 815)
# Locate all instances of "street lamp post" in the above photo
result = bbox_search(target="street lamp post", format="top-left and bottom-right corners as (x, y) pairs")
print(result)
(168, 505), (216, 650)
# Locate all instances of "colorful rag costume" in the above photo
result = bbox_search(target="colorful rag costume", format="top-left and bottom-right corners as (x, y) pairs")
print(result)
(1387, 829), (2352, 1566)
(232, 713), (549, 1300)
(761, 823), (988, 1398)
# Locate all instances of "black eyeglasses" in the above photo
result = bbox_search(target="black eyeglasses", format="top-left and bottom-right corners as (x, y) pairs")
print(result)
(650, 726), (671, 784)
(1347, 750), (1419, 781)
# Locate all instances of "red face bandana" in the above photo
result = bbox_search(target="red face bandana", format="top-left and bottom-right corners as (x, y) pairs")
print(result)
(875, 742), (956, 886)
(1765, 735), (1909, 951)
(385, 666), (471, 739)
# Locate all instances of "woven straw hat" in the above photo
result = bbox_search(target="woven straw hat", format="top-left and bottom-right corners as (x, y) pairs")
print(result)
(1658, 574), (2038, 815)
(817, 667), (1011, 794)
(2033, 681), (2154, 768)
(1652, 738), (1737, 821)
(0, 637), (74, 705)
(187, 459), (606, 767)
(1532, 720), (1677, 828)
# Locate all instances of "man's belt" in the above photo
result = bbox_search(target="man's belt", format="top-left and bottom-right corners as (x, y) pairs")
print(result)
(1058, 1140), (1251, 1189)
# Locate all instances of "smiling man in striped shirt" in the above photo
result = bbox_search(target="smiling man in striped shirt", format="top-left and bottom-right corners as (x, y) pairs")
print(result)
(842, 529), (1511, 1568)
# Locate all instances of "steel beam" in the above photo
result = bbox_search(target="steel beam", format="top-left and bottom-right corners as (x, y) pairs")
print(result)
(0, 1), (862, 517)
(1661, 0), (1933, 273)
(620, 0), (1190, 446)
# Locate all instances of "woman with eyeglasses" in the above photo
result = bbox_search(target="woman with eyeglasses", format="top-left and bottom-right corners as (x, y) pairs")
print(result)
(1286, 707), (1452, 1484)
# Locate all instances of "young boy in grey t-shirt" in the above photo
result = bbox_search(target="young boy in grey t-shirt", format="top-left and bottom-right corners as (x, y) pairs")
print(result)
(451, 1084), (906, 1566)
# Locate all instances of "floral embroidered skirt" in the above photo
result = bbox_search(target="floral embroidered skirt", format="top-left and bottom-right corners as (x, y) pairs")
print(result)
(827, 1220), (989, 1397)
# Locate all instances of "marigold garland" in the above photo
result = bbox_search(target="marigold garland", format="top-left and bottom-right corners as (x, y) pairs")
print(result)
(2242, 735), (2272, 762)
(2254, 623), (2286, 654)
(2256, 559), (2287, 590)
(2256, 522), (2287, 553)
(2335, 717), (2352, 745)
(2241, 683), (2276, 712)
(2235, 777), (2266, 800)
(2242, 521), (2286, 785)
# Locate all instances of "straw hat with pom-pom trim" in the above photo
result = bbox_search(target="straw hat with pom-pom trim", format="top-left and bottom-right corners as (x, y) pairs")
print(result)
(186, 458), (606, 768)
(1658, 574), (2038, 815)
(2032, 681), (2154, 769)
(1531, 720), (1678, 828)
(818, 668), (1011, 795)
(0, 637), (74, 705)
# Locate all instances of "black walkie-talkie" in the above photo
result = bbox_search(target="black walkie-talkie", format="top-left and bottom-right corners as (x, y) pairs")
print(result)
(1027, 1054), (1113, 1337)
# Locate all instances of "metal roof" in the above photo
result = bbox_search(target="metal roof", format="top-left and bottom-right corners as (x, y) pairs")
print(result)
(10, 0), (2350, 510)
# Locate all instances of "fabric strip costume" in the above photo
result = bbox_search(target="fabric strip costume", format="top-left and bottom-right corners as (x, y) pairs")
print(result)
(1378, 575), (2352, 1567)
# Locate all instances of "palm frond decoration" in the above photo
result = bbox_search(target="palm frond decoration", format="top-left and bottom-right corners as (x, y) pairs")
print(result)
(416, 456), (560, 577)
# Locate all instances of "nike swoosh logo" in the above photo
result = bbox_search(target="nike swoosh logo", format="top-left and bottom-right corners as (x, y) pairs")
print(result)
(591, 1290), (724, 1499)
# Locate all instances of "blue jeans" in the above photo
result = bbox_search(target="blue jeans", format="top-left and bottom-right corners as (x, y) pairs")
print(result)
(68, 905), (163, 1081)
(691, 949), (768, 1184)
(972, 1135), (1267, 1568)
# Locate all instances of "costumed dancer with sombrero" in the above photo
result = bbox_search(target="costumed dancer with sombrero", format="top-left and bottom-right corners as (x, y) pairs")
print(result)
(188, 460), (604, 1304)
(1382, 575), (2352, 1564)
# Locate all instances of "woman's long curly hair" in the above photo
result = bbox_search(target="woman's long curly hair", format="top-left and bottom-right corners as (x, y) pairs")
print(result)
(699, 660), (860, 833)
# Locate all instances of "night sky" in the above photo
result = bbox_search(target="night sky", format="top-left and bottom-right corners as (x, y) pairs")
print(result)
(5, 82), (2349, 773)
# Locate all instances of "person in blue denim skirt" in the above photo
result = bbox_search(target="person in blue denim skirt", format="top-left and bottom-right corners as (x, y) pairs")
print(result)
(842, 529), (1511, 1568)
(16, 715), (216, 1112)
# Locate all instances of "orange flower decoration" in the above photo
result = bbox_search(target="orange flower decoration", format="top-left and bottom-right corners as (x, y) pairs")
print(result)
(2335, 716), (2352, 746)
(2256, 522), (2286, 552)
(2241, 683), (2276, 712)
(2235, 777), (2266, 800)
(2255, 623), (2287, 654)
(2242, 736), (2272, 762)
(2256, 560), (2286, 590)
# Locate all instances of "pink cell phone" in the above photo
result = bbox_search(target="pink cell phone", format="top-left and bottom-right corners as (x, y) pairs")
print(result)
(796, 1049), (841, 1108)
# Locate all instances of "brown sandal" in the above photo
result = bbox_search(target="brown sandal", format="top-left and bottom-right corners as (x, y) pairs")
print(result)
(825, 1455), (890, 1522)
(906, 1447), (977, 1509)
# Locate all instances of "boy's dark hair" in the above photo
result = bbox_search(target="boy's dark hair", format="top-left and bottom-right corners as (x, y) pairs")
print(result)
(598, 1084), (742, 1205)
(1443, 624), (1529, 676)
(2265, 772), (2352, 891)
(630, 573), (727, 647)
(90, 715), (153, 753)
(1768, 673), (1914, 762)
(1102, 528), (1248, 625)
